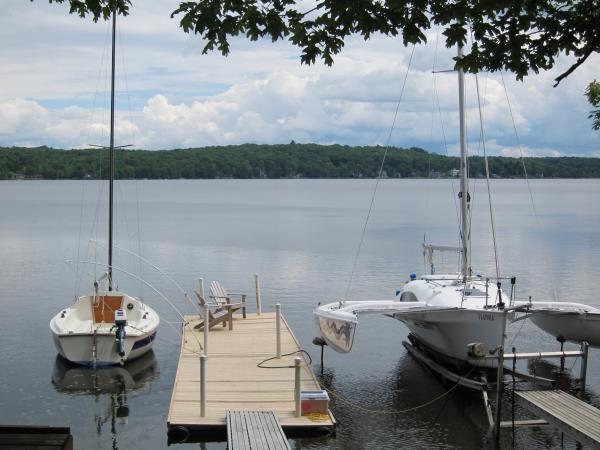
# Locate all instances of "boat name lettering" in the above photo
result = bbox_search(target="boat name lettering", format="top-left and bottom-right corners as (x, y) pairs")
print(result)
(478, 313), (495, 321)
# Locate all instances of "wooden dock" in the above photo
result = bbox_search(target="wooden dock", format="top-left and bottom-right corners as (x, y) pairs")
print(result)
(516, 390), (600, 449)
(227, 410), (291, 450)
(167, 311), (335, 437)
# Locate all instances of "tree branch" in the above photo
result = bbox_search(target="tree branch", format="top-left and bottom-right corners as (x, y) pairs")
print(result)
(554, 38), (600, 87)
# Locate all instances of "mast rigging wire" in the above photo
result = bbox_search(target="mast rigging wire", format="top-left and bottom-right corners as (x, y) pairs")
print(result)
(500, 72), (540, 228)
(75, 21), (112, 298)
(77, 260), (203, 347)
(474, 74), (501, 279)
(430, 28), (462, 262)
(343, 45), (416, 303)
(89, 239), (200, 312)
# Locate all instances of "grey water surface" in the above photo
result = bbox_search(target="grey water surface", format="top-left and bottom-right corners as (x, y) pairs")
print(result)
(1, 179), (599, 449)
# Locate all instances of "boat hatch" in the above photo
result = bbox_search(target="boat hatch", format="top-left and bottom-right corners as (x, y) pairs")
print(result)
(93, 296), (124, 324)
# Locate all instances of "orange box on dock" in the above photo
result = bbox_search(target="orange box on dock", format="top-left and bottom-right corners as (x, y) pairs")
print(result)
(301, 390), (329, 415)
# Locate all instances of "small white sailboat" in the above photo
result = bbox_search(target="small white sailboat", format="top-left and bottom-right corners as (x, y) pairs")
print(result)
(50, 10), (159, 366)
(315, 46), (599, 370)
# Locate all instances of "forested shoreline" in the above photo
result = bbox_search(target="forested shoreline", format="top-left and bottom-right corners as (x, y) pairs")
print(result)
(1, 144), (599, 179)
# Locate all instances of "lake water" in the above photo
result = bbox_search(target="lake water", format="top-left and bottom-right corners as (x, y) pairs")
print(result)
(1, 179), (599, 449)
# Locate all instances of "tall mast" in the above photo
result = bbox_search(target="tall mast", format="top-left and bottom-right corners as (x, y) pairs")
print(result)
(108, 9), (116, 291)
(458, 45), (470, 280)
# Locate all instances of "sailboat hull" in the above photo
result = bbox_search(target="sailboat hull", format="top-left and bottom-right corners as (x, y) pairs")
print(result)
(530, 311), (600, 348)
(395, 308), (508, 368)
(51, 330), (157, 366)
(50, 292), (159, 366)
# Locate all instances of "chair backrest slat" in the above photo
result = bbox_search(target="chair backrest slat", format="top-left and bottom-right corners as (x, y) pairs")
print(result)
(210, 281), (229, 306)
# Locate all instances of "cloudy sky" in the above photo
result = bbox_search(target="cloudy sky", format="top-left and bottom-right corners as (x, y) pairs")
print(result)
(2, 1), (599, 156)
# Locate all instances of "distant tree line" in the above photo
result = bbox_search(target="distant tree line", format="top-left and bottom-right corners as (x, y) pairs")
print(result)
(1, 144), (599, 180)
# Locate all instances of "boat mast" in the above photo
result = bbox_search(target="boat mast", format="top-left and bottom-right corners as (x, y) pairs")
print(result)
(108, 8), (116, 291)
(458, 45), (470, 281)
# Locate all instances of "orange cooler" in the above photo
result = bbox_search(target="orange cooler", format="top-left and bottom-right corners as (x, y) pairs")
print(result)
(300, 390), (329, 415)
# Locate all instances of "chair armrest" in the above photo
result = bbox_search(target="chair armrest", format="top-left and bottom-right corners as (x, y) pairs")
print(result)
(219, 302), (244, 309)
(196, 291), (219, 308)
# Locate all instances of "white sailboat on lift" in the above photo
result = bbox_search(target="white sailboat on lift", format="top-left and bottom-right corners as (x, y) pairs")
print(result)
(50, 10), (159, 366)
(314, 46), (600, 370)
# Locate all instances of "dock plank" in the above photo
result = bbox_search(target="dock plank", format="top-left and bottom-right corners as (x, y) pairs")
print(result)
(168, 312), (335, 434)
(516, 390), (600, 449)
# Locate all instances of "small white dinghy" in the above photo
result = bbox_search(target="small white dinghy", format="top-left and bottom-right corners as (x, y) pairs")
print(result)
(50, 283), (159, 366)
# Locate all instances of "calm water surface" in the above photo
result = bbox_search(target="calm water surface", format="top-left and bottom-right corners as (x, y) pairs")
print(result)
(1, 179), (599, 449)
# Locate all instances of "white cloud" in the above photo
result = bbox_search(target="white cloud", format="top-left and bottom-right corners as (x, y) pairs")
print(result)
(1, 1), (599, 156)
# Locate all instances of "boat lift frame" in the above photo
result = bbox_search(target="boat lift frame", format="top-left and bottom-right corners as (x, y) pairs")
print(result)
(402, 305), (590, 443)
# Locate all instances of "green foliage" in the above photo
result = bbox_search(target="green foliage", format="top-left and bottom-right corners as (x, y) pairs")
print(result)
(40, 0), (599, 86)
(1, 144), (599, 180)
(585, 80), (600, 130)
(170, 0), (600, 86)
(35, 0), (130, 21)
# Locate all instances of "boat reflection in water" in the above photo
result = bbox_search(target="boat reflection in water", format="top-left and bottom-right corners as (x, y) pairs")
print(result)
(51, 351), (158, 444)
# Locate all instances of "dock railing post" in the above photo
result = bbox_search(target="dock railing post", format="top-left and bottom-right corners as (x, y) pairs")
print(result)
(198, 278), (205, 303)
(580, 341), (589, 391)
(203, 305), (209, 356)
(200, 353), (207, 417)
(255, 273), (262, 316)
(276, 303), (282, 358)
(294, 357), (301, 417)
(494, 346), (504, 441)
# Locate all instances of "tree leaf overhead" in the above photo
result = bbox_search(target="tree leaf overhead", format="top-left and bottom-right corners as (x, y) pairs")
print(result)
(170, 0), (600, 86)
(39, 0), (599, 86)
(35, 0), (130, 21)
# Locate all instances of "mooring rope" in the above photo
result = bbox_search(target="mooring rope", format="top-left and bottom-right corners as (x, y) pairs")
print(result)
(257, 350), (313, 368)
(322, 365), (477, 415)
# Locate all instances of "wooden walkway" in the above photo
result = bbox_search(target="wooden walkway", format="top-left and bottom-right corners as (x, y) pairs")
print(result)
(227, 410), (291, 450)
(516, 390), (600, 449)
(167, 312), (335, 434)
(0, 426), (73, 450)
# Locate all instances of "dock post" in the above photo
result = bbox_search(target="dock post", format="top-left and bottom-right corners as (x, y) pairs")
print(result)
(200, 353), (207, 417)
(203, 305), (209, 356)
(580, 341), (589, 391)
(294, 357), (301, 417)
(494, 308), (508, 442)
(198, 278), (205, 303)
(276, 303), (282, 358)
(494, 346), (504, 441)
(255, 273), (262, 316)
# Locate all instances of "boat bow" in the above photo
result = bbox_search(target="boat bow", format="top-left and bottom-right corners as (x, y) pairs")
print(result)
(314, 300), (427, 353)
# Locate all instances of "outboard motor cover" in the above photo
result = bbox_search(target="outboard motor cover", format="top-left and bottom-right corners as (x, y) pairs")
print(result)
(115, 309), (127, 357)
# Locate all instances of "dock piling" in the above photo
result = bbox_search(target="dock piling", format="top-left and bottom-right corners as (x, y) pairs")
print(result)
(255, 274), (262, 316)
(276, 303), (282, 358)
(200, 353), (207, 417)
(580, 341), (589, 390)
(294, 357), (301, 417)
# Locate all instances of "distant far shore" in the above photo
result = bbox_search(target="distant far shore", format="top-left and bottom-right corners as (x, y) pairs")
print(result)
(2, 144), (599, 179)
